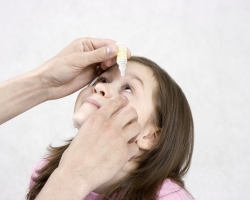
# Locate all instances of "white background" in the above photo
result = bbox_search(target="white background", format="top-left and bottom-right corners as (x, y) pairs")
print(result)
(0, 0), (249, 199)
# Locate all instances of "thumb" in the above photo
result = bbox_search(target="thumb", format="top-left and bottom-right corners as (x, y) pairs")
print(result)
(82, 44), (118, 66)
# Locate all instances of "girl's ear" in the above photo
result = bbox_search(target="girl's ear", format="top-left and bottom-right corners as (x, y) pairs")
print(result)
(136, 126), (160, 150)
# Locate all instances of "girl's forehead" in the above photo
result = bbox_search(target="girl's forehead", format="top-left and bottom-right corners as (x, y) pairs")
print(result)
(101, 62), (157, 90)
(106, 61), (154, 78)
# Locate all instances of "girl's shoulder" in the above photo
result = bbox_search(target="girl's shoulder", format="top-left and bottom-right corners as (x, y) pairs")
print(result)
(158, 179), (195, 200)
(30, 160), (195, 200)
(29, 159), (48, 189)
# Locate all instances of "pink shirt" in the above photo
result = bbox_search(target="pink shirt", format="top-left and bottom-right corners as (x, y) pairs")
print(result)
(29, 160), (194, 200)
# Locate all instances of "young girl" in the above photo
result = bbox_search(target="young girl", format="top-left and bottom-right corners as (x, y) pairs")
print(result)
(27, 56), (194, 200)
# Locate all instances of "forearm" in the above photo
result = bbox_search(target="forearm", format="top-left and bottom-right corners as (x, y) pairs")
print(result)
(36, 168), (91, 200)
(0, 70), (48, 124)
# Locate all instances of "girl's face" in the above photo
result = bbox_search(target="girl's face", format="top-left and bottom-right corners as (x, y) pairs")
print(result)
(73, 61), (158, 150)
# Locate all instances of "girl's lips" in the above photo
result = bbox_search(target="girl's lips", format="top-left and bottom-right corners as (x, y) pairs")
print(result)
(84, 98), (101, 108)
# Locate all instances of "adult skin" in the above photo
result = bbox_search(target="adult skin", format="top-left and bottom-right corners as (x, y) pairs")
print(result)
(36, 96), (141, 200)
(0, 37), (130, 124)
(0, 38), (140, 199)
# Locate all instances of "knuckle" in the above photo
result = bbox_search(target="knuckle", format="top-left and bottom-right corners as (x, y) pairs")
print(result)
(74, 37), (88, 43)
(102, 120), (115, 132)
(72, 38), (82, 47)
(73, 38), (80, 43)
(73, 37), (92, 52)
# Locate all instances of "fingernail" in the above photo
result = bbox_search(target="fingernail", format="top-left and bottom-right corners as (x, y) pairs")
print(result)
(105, 58), (116, 67)
(105, 60), (111, 66)
(106, 44), (117, 56)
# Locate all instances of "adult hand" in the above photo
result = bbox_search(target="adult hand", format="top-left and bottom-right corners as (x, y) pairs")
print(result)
(0, 37), (131, 124)
(35, 37), (131, 100)
(61, 96), (141, 191)
(36, 96), (141, 199)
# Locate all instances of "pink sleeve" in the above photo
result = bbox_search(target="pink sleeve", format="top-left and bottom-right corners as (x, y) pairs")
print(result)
(158, 179), (195, 200)
(29, 160), (48, 190)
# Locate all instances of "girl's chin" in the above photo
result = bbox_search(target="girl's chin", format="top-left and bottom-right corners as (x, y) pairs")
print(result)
(72, 105), (96, 129)
(72, 113), (87, 130)
(73, 119), (82, 130)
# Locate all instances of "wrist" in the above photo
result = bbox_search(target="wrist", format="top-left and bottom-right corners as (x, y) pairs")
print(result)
(31, 65), (53, 101)
(36, 167), (91, 200)
(57, 166), (92, 197)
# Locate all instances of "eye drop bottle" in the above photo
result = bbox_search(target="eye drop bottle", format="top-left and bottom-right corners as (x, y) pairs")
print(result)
(116, 43), (127, 76)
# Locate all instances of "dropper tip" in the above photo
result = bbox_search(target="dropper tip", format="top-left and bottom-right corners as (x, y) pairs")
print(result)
(120, 70), (125, 76)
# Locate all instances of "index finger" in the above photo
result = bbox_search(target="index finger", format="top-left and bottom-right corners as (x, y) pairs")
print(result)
(56, 37), (117, 57)
(86, 38), (131, 58)
(97, 96), (128, 118)
(84, 37), (116, 49)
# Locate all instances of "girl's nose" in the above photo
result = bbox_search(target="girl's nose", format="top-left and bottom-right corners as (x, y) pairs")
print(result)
(93, 83), (114, 98)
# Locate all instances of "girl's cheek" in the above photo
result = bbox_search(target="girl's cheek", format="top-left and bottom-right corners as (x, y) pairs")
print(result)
(120, 93), (132, 101)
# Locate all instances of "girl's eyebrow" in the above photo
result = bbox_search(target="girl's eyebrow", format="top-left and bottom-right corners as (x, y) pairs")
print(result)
(126, 73), (144, 88)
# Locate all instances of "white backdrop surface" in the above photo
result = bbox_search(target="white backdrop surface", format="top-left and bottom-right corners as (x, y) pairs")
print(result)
(0, 0), (249, 199)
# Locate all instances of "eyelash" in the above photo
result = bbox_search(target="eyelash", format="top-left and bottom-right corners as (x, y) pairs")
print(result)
(123, 84), (133, 93)
(96, 77), (108, 84)
(95, 77), (133, 93)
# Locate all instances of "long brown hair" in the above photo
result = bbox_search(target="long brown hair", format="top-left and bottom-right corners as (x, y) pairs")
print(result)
(27, 56), (194, 200)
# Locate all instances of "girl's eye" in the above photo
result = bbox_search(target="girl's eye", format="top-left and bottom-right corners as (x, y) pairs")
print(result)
(123, 84), (133, 93)
(96, 77), (108, 84)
